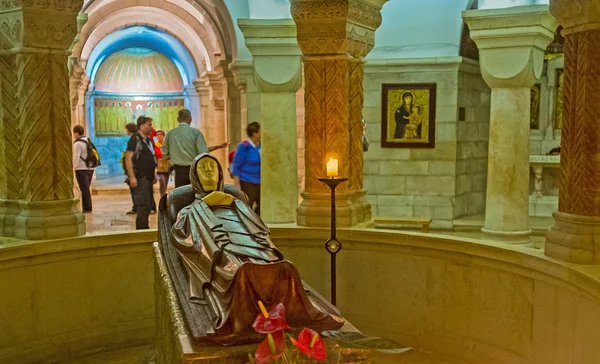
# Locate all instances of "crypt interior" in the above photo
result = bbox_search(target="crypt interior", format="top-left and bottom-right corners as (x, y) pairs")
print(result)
(1, 0), (600, 362)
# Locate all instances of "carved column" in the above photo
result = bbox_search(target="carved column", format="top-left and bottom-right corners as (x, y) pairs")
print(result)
(239, 19), (303, 224)
(229, 61), (258, 143)
(70, 62), (85, 127)
(291, 0), (386, 227)
(230, 64), (248, 143)
(0, 0), (85, 239)
(184, 84), (201, 130)
(193, 78), (210, 138)
(201, 71), (229, 171)
(76, 76), (90, 127)
(463, 6), (557, 244)
(222, 61), (242, 149)
(546, 0), (600, 263)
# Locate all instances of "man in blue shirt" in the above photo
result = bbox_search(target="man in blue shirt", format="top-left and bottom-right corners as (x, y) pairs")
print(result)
(232, 122), (261, 215)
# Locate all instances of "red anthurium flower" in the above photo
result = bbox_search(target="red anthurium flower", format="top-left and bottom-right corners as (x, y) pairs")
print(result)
(291, 328), (327, 361)
(255, 331), (286, 363)
(253, 302), (290, 334)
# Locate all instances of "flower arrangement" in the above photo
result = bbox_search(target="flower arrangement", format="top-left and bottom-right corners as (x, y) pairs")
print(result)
(247, 301), (410, 364)
(248, 302), (332, 363)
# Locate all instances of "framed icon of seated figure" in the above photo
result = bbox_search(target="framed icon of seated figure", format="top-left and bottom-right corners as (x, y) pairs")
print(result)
(381, 83), (436, 149)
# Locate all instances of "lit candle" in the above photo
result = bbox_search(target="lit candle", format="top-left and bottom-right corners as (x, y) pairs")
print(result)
(326, 158), (338, 177)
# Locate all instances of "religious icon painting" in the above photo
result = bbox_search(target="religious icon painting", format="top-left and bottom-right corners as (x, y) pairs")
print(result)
(381, 83), (436, 148)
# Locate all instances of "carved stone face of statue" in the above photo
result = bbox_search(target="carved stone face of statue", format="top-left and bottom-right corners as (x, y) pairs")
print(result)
(197, 157), (219, 191)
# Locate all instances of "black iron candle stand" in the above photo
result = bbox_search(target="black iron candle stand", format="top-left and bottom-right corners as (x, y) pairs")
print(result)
(317, 177), (348, 306)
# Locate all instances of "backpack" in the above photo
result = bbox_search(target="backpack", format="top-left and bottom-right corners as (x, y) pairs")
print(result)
(76, 138), (101, 168)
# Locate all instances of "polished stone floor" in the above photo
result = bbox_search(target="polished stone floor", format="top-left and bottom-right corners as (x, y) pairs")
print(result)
(85, 188), (160, 233)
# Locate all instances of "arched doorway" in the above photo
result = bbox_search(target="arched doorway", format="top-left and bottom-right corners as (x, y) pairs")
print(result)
(70, 0), (240, 181)
(88, 45), (189, 178)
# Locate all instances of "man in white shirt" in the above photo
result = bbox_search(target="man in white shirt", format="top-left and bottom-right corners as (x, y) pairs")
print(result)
(162, 109), (228, 187)
(72, 125), (95, 213)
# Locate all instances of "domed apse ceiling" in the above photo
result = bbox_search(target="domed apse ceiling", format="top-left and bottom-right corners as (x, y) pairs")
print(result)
(94, 47), (184, 93)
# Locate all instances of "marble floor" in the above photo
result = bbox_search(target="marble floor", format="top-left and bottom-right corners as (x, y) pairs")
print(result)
(85, 188), (159, 233)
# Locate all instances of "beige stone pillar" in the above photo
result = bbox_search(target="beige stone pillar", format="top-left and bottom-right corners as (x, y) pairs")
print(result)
(0, 1), (85, 239)
(463, 6), (557, 244)
(193, 78), (211, 138)
(70, 62), (85, 127)
(239, 19), (303, 224)
(230, 65), (249, 143)
(230, 61), (259, 143)
(222, 64), (242, 150)
(291, 0), (387, 227)
(200, 71), (228, 170)
(545, 0), (600, 263)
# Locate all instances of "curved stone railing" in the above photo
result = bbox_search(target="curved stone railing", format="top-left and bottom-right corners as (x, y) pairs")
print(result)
(271, 227), (600, 364)
(1, 227), (600, 363)
(0, 231), (157, 363)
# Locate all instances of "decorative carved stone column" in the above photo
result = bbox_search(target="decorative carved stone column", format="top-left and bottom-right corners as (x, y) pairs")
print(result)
(291, 0), (387, 227)
(463, 6), (557, 244)
(0, 0), (86, 239)
(545, 0), (600, 263)
(239, 19), (303, 224)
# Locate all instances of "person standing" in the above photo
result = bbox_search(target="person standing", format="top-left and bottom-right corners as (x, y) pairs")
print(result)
(72, 125), (96, 213)
(161, 108), (227, 187)
(232, 122), (261, 215)
(123, 123), (138, 214)
(154, 130), (170, 196)
(125, 116), (157, 230)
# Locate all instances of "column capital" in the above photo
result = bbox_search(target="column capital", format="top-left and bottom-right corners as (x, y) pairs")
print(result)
(193, 77), (208, 94)
(463, 5), (558, 88)
(229, 61), (254, 92)
(199, 71), (226, 110)
(550, 0), (600, 35)
(238, 19), (302, 93)
(0, 0), (83, 51)
(290, 0), (388, 58)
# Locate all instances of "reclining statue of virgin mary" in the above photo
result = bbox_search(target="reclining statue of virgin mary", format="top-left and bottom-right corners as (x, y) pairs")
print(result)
(159, 153), (343, 346)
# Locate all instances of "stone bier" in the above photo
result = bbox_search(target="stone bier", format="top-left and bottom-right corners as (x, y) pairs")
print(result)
(158, 154), (343, 345)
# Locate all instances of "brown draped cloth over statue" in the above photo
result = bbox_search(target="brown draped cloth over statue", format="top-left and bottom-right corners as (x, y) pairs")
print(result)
(160, 154), (343, 346)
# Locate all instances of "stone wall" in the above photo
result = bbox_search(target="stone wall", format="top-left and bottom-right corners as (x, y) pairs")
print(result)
(0, 234), (155, 363)
(455, 66), (491, 218)
(363, 57), (489, 228)
(271, 227), (600, 364)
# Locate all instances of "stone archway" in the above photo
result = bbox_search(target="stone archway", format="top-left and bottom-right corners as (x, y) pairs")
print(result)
(70, 0), (240, 174)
